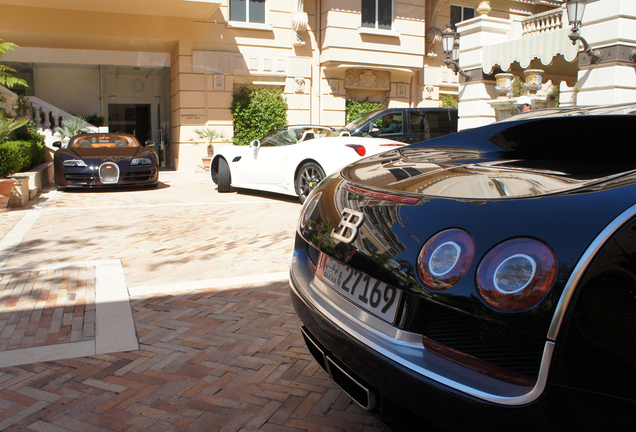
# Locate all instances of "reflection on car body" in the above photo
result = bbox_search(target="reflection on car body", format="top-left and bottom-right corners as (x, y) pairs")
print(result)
(290, 106), (636, 431)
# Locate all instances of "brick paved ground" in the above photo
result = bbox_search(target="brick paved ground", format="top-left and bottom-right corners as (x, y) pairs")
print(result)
(0, 173), (391, 432)
(0, 268), (95, 351)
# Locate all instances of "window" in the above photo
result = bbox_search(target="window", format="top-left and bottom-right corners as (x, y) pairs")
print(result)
(230, 0), (266, 24)
(450, 5), (475, 31)
(361, 0), (392, 30)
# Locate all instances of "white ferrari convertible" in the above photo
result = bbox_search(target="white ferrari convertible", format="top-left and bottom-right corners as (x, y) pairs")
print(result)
(210, 125), (403, 202)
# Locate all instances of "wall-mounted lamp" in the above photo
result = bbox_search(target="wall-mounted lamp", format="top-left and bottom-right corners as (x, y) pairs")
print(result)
(566, 0), (602, 63)
(442, 25), (471, 81)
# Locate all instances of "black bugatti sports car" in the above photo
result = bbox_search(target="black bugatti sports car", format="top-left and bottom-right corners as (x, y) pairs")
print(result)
(290, 107), (636, 431)
(53, 133), (159, 190)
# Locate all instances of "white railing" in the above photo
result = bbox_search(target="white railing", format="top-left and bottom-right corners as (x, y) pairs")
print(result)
(521, 6), (564, 37)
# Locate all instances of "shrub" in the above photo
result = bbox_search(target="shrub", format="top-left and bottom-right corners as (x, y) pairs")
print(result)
(512, 75), (525, 97)
(345, 97), (385, 123)
(0, 139), (45, 175)
(0, 142), (22, 177)
(231, 86), (288, 146)
(440, 94), (458, 109)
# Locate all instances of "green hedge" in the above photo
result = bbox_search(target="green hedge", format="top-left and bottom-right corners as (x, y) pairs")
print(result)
(0, 139), (46, 178)
(345, 98), (385, 123)
(231, 86), (288, 146)
(0, 142), (22, 177)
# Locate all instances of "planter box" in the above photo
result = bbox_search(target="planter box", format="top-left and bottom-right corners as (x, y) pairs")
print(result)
(3, 162), (54, 208)
(0, 178), (16, 209)
(8, 175), (29, 207)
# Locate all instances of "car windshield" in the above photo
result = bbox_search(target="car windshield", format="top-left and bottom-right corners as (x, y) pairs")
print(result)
(259, 126), (334, 146)
(260, 128), (303, 147)
(69, 134), (140, 148)
(339, 110), (382, 134)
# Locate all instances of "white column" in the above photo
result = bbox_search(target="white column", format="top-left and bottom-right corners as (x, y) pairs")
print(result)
(575, 1), (636, 105)
(456, 16), (511, 131)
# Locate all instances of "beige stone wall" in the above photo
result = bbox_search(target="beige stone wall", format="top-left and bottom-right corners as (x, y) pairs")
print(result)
(2, 0), (491, 171)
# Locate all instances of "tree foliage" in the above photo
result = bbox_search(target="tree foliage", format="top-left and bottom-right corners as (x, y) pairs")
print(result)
(440, 94), (458, 109)
(231, 86), (288, 146)
(345, 97), (385, 123)
(0, 40), (28, 88)
(0, 115), (29, 142)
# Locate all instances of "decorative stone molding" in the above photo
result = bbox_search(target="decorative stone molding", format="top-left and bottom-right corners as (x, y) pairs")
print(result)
(397, 84), (407, 98)
(295, 78), (306, 93)
(424, 86), (435, 99)
(477, 1), (491, 16)
(495, 73), (514, 98)
(214, 74), (224, 91)
(425, 27), (442, 57)
(328, 79), (339, 94)
(344, 69), (391, 91)
(524, 69), (544, 94)
(292, 0), (308, 46)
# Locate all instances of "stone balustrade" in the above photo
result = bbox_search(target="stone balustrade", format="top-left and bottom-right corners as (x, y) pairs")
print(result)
(521, 6), (564, 37)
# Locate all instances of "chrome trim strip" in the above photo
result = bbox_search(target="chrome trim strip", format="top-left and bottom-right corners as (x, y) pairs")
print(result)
(548, 203), (636, 340)
(289, 256), (554, 406)
(99, 162), (120, 184)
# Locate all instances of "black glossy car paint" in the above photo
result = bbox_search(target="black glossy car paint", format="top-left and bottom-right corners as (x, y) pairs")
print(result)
(290, 115), (636, 430)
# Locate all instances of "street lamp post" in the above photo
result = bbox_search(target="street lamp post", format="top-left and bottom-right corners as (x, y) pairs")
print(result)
(441, 25), (471, 81)
(565, 0), (602, 62)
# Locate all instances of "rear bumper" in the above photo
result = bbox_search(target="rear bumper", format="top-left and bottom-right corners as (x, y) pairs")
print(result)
(289, 237), (634, 431)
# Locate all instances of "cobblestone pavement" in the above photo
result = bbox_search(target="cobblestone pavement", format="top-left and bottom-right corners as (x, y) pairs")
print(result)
(0, 173), (390, 432)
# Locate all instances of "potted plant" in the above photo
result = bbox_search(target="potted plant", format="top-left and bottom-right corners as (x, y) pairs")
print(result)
(192, 128), (225, 171)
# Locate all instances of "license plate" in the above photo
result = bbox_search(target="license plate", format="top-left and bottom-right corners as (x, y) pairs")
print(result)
(316, 253), (401, 324)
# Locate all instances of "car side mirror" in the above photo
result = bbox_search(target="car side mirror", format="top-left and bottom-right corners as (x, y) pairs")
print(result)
(370, 126), (380, 137)
(143, 140), (154, 147)
(251, 140), (261, 149)
(52, 141), (62, 149)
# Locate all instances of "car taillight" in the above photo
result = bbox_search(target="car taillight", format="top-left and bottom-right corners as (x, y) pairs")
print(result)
(417, 229), (475, 290)
(346, 144), (366, 156)
(476, 238), (557, 312)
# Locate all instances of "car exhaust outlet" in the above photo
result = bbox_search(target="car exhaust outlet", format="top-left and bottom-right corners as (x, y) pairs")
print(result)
(300, 327), (376, 410)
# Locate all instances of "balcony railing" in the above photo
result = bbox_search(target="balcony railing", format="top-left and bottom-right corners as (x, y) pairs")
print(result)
(521, 6), (564, 37)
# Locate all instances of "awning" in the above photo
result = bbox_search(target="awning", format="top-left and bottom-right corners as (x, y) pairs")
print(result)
(482, 28), (579, 74)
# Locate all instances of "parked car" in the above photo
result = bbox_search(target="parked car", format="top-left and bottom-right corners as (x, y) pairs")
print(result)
(53, 132), (159, 190)
(210, 124), (404, 202)
(290, 109), (636, 431)
(330, 108), (458, 144)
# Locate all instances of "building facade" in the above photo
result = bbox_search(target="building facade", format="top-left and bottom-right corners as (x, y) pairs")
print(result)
(3, 1), (626, 171)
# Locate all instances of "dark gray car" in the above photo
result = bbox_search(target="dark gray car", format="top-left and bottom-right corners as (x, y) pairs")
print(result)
(332, 108), (458, 144)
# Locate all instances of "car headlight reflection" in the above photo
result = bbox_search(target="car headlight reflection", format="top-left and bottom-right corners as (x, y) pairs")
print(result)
(63, 159), (87, 167)
(131, 158), (152, 166)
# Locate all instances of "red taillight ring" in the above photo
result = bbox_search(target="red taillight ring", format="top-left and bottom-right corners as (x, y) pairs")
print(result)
(417, 229), (475, 291)
(476, 237), (557, 312)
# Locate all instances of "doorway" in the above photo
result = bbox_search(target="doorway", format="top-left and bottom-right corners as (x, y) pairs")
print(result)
(108, 104), (151, 142)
